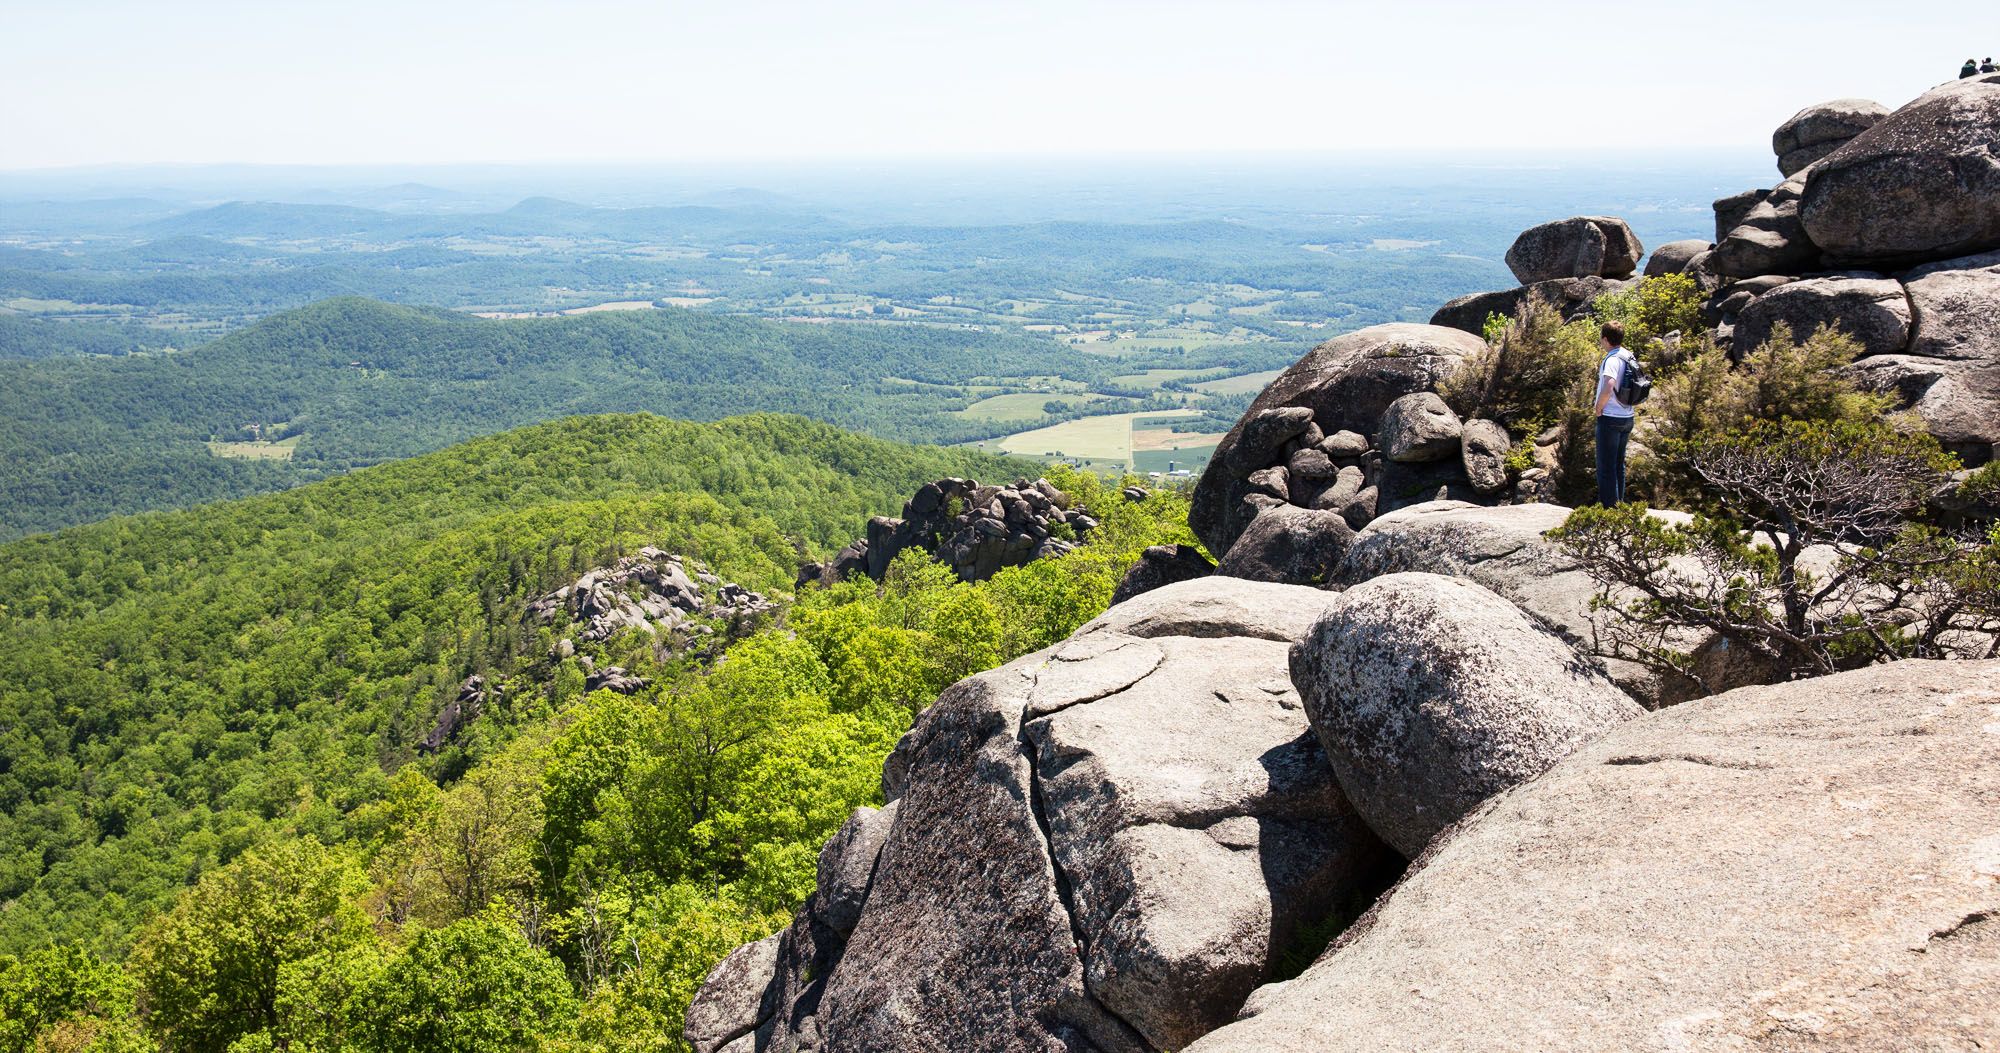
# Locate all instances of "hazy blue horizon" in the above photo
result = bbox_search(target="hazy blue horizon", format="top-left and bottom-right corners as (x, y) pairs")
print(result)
(5, 0), (1988, 168)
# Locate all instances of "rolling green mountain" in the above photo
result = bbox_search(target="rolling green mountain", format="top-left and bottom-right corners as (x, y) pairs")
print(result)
(0, 297), (1104, 540)
(0, 412), (1035, 953)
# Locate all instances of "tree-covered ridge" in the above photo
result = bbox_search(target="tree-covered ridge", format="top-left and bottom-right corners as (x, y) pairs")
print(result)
(0, 414), (1196, 1053)
(0, 297), (1137, 540)
(0, 413), (1033, 954)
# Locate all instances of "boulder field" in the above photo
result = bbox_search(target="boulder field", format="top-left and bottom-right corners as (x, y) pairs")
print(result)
(690, 76), (2000, 1052)
(1424, 74), (2000, 465)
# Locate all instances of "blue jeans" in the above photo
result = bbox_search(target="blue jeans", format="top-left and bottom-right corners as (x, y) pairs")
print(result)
(1596, 414), (1634, 506)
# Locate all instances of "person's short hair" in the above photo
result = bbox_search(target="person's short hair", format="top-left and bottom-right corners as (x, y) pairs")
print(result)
(1600, 320), (1626, 346)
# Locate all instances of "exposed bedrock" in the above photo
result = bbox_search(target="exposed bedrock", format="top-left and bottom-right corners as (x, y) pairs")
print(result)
(1188, 660), (2000, 1052)
(693, 578), (1399, 1053)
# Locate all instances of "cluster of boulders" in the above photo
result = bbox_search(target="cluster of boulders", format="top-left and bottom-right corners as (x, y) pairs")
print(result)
(798, 477), (1099, 587)
(686, 78), (2000, 1053)
(528, 547), (775, 643)
(1694, 75), (2000, 464)
(691, 551), (2000, 1051)
(1428, 75), (2000, 466)
(1182, 323), (1561, 590)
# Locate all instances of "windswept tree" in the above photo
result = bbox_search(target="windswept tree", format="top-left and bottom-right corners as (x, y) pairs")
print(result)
(1550, 420), (2000, 689)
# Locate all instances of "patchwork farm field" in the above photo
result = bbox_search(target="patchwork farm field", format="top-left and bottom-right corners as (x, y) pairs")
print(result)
(976, 408), (1218, 472)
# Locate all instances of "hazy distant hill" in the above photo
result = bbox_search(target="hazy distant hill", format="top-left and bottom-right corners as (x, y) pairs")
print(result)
(0, 296), (1097, 539)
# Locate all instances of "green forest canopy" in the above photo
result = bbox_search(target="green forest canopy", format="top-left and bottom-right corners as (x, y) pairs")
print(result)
(0, 411), (1197, 1053)
(0, 412), (1029, 949)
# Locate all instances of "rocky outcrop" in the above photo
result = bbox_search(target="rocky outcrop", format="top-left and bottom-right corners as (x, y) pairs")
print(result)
(1109, 544), (1215, 605)
(700, 578), (1398, 1053)
(1802, 74), (2000, 267)
(1503, 216), (1643, 284)
(1189, 324), (1486, 557)
(417, 674), (494, 754)
(1641, 237), (1710, 278)
(1732, 273), (1912, 357)
(1428, 275), (1628, 335)
(529, 547), (773, 642)
(799, 477), (1097, 586)
(1187, 659), (2000, 1052)
(1712, 175), (1816, 279)
(1772, 97), (1889, 175)
(1291, 572), (1641, 855)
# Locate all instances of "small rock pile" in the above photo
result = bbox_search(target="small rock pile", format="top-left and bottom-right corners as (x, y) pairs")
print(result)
(527, 547), (774, 643)
(1187, 324), (1548, 587)
(798, 477), (1099, 587)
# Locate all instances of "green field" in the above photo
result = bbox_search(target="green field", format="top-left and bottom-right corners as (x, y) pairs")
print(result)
(1133, 445), (1217, 474)
(205, 435), (302, 460)
(1108, 368), (1205, 388)
(979, 408), (1207, 469)
(956, 390), (1115, 422)
(1194, 369), (1284, 395)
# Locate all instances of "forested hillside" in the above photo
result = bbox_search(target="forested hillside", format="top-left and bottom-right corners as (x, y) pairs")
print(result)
(0, 299), (1126, 539)
(0, 412), (1194, 1052)
(0, 413), (1025, 946)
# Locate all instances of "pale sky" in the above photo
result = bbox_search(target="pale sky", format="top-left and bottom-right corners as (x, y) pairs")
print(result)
(2, 0), (1992, 168)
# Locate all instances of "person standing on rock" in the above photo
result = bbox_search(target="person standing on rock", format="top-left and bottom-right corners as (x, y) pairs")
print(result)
(1592, 321), (1637, 507)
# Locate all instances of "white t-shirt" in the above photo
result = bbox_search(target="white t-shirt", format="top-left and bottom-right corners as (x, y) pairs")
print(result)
(1597, 348), (1636, 419)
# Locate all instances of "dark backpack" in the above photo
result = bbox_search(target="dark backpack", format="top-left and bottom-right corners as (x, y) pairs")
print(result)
(1614, 350), (1652, 407)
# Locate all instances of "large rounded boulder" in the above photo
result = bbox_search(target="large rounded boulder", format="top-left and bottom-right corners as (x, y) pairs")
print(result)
(1503, 216), (1643, 284)
(1190, 324), (1486, 556)
(1801, 74), (2000, 266)
(1290, 572), (1641, 856)
(1641, 238), (1710, 278)
(1772, 97), (1889, 175)
(1731, 273), (1912, 356)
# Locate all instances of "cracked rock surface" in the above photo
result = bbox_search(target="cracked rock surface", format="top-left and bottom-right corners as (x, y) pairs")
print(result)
(1188, 659), (2000, 1052)
(692, 578), (1396, 1053)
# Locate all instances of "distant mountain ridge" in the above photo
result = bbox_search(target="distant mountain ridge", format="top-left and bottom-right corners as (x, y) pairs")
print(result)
(0, 296), (1097, 539)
